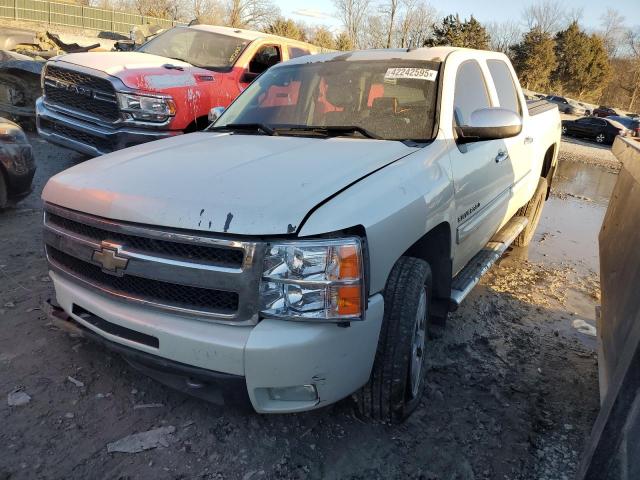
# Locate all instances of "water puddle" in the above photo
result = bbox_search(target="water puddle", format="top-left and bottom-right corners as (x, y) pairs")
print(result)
(512, 161), (618, 272)
(504, 160), (618, 345)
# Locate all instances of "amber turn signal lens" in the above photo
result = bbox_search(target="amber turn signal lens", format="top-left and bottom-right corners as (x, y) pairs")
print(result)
(336, 285), (361, 316)
(337, 245), (361, 280)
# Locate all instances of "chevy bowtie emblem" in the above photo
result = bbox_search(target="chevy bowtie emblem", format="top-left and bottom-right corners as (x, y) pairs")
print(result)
(92, 242), (128, 275)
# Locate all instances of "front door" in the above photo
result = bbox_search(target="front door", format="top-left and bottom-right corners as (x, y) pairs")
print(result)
(448, 60), (515, 274)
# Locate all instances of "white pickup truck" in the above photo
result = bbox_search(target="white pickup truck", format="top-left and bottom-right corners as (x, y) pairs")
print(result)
(42, 47), (561, 422)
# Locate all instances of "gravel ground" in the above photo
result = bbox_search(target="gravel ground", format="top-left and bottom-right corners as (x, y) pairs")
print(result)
(558, 136), (620, 173)
(0, 135), (607, 479)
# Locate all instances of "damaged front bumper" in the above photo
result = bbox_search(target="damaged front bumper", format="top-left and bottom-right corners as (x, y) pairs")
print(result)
(36, 97), (181, 157)
(49, 271), (384, 413)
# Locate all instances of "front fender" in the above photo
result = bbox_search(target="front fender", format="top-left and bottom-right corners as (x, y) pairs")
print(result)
(298, 138), (455, 294)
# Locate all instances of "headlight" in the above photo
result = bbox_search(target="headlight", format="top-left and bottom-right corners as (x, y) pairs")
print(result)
(0, 124), (27, 143)
(259, 238), (365, 322)
(117, 92), (176, 122)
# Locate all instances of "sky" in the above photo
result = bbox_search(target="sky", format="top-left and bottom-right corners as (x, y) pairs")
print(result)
(280, 0), (640, 32)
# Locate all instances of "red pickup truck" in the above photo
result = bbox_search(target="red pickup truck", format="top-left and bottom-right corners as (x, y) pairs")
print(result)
(36, 25), (319, 156)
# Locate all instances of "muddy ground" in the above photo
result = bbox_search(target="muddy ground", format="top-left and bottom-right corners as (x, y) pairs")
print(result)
(0, 135), (618, 479)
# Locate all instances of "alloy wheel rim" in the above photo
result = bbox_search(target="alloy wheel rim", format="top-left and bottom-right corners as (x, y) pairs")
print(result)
(596, 133), (605, 143)
(409, 289), (427, 398)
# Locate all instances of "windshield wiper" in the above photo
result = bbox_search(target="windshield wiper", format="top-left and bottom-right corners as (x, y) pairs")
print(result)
(273, 125), (381, 140)
(210, 123), (275, 136)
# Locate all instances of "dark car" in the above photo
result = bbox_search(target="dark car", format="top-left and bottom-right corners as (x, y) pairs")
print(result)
(561, 117), (628, 145)
(545, 95), (585, 115)
(607, 115), (640, 137)
(0, 118), (35, 208)
(593, 106), (619, 118)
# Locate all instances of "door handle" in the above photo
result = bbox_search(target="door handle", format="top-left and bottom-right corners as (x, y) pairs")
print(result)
(524, 136), (534, 145)
(495, 150), (509, 164)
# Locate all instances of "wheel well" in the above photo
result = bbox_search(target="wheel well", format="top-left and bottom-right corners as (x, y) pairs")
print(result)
(541, 144), (556, 179)
(402, 222), (452, 301)
(184, 115), (210, 133)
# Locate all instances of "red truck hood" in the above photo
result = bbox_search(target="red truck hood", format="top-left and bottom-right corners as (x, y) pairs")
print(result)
(56, 52), (222, 92)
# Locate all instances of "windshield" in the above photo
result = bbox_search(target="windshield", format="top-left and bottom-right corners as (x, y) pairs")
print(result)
(138, 27), (249, 71)
(214, 59), (440, 141)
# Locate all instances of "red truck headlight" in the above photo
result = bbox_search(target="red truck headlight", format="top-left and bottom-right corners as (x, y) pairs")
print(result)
(117, 92), (176, 122)
(259, 238), (365, 322)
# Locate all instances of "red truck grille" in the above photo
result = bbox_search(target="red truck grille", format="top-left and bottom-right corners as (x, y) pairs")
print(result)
(44, 65), (120, 122)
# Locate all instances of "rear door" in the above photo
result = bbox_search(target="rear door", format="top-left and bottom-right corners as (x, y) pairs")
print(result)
(449, 60), (515, 272)
(486, 59), (531, 219)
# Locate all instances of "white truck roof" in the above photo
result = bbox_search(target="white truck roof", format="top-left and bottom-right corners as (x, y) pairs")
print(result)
(283, 46), (508, 65)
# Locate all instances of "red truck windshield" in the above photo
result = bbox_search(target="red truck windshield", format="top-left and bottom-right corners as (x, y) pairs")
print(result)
(215, 59), (441, 141)
(138, 27), (249, 71)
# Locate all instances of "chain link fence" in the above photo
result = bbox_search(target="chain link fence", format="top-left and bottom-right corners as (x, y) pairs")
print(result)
(0, 0), (181, 35)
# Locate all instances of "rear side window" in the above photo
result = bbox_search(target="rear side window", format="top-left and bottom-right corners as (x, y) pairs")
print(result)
(288, 46), (311, 59)
(249, 45), (281, 75)
(487, 60), (521, 115)
(453, 60), (490, 126)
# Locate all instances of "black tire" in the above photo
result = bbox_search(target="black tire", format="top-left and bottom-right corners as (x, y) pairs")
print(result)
(354, 256), (431, 423)
(513, 177), (548, 247)
(0, 171), (7, 209)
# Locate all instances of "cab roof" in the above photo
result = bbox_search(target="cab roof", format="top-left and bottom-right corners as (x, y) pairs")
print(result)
(188, 24), (319, 50)
(281, 46), (508, 66)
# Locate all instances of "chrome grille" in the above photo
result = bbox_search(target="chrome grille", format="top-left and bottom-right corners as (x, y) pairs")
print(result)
(43, 203), (263, 324)
(46, 212), (245, 268)
(47, 247), (239, 314)
(44, 65), (120, 122)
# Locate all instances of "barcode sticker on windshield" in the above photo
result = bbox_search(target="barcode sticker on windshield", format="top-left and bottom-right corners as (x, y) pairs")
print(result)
(384, 68), (438, 82)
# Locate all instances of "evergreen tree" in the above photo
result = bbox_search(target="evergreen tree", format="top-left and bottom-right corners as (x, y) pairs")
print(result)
(554, 22), (611, 99)
(310, 26), (336, 50)
(264, 18), (304, 41)
(425, 14), (490, 50)
(335, 32), (355, 51)
(512, 27), (557, 92)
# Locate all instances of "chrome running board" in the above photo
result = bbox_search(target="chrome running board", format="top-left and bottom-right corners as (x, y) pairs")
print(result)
(449, 216), (529, 309)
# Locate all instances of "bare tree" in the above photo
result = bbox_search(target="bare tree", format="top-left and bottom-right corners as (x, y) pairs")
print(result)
(380, 0), (400, 48)
(397, 0), (437, 48)
(333, 0), (371, 48)
(486, 20), (522, 55)
(600, 8), (626, 58)
(190, 0), (225, 23)
(564, 7), (583, 25)
(361, 14), (387, 48)
(225, 0), (277, 28)
(522, 0), (565, 34)
(625, 28), (640, 110)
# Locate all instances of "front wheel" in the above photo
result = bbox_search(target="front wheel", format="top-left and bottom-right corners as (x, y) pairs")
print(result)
(353, 256), (431, 423)
(513, 177), (548, 247)
(561, 125), (568, 135)
(595, 133), (606, 144)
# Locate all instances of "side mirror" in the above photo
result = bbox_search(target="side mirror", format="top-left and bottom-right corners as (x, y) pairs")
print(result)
(455, 108), (522, 144)
(241, 71), (260, 83)
(208, 106), (225, 124)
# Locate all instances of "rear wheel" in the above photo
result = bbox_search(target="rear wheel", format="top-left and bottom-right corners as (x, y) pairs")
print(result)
(561, 125), (568, 135)
(514, 177), (548, 247)
(595, 133), (606, 144)
(354, 256), (431, 423)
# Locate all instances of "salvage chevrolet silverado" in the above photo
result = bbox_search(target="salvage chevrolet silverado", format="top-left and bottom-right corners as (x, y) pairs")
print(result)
(42, 47), (561, 422)
(35, 25), (319, 156)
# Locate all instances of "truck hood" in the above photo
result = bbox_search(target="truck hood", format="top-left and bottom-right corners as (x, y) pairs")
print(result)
(55, 52), (219, 91)
(42, 133), (418, 235)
